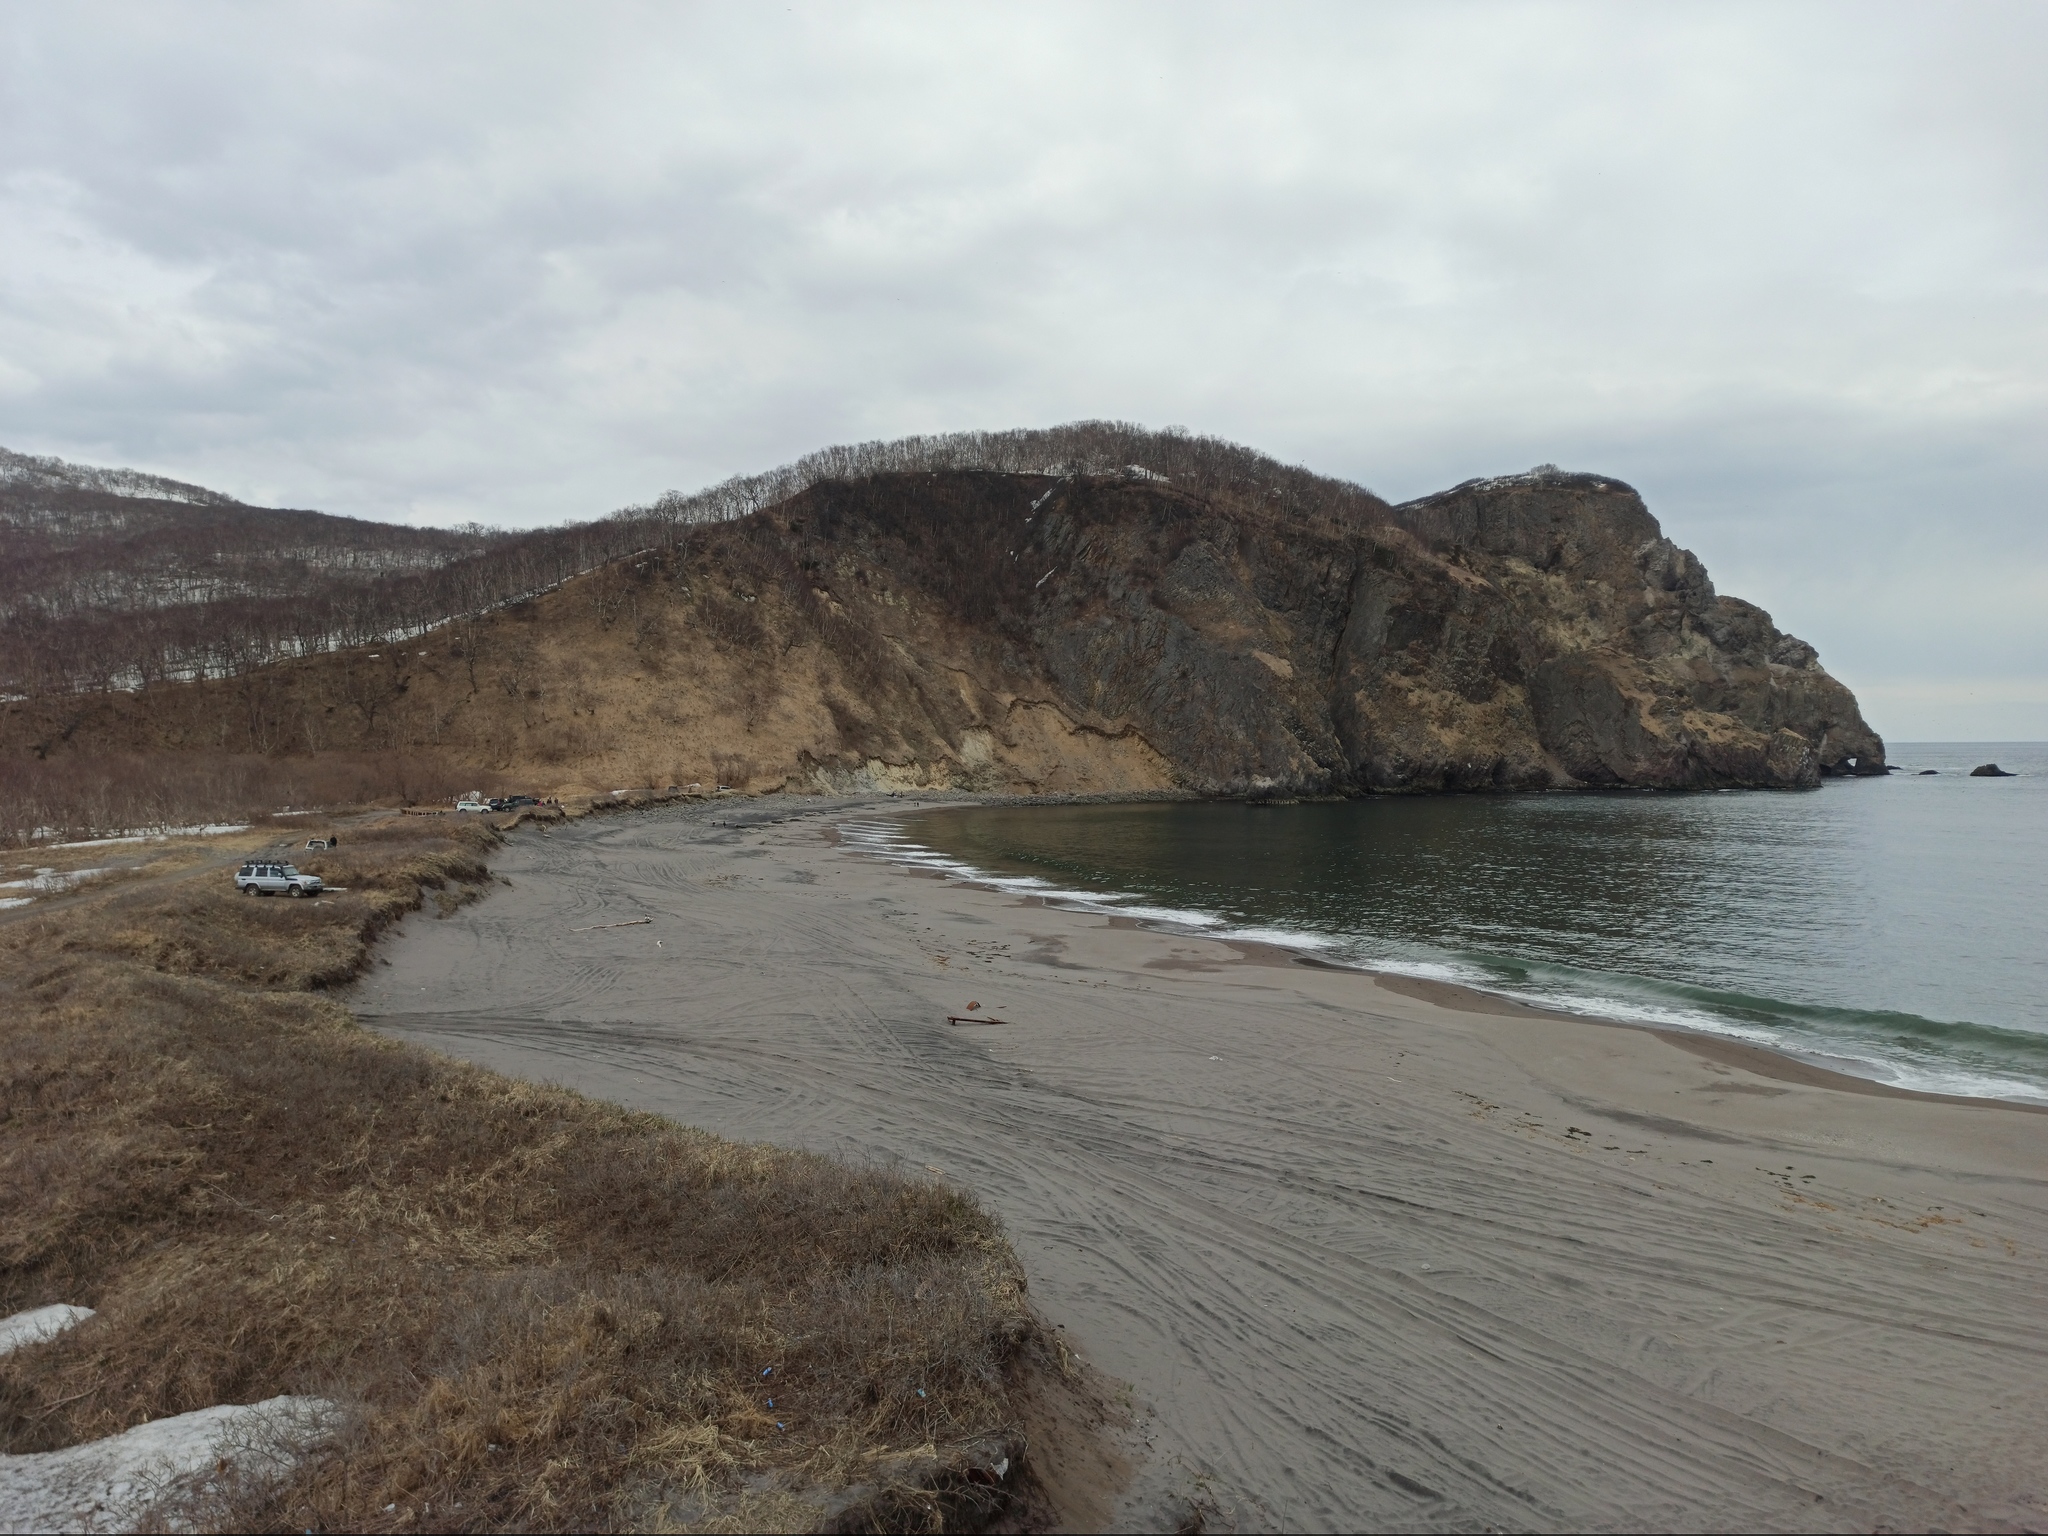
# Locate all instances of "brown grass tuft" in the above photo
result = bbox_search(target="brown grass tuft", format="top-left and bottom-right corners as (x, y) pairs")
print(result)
(1, 818), (1040, 1531)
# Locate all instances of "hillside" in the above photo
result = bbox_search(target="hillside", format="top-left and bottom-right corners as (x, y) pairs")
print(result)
(0, 446), (673, 697)
(0, 447), (495, 680)
(1, 428), (1887, 801)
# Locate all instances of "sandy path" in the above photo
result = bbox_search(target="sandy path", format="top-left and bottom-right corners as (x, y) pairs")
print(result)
(354, 798), (2048, 1533)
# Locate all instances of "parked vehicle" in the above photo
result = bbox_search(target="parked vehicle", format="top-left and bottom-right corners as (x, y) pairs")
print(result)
(491, 795), (539, 810)
(236, 861), (324, 897)
(304, 836), (337, 850)
(454, 793), (489, 813)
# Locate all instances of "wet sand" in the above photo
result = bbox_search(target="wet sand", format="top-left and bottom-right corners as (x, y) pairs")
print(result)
(354, 798), (2048, 1532)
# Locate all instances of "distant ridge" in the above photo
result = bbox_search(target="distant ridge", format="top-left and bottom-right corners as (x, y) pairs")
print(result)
(0, 422), (1391, 694)
(0, 444), (238, 508)
(1, 424), (1888, 795)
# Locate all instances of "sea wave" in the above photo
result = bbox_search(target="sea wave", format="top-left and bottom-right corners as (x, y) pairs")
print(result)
(845, 818), (1230, 926)
(843, 815), (2048, 1106)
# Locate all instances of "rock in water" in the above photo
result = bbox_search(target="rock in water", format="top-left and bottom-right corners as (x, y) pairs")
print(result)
(1970, 763), (2016, 777)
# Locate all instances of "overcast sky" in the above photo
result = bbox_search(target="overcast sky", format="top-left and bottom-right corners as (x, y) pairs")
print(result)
(3, 2), (2043, 739)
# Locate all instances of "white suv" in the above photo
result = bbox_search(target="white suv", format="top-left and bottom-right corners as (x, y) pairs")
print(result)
(235, 861), (324, 897)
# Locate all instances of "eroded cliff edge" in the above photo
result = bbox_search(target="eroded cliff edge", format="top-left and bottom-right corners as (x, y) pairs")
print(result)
(5, 464), (1885, 794)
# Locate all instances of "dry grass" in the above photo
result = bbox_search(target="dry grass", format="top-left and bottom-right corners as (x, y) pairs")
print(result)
(0, 750), (509, 849)
(0, 816), (1042, 1532)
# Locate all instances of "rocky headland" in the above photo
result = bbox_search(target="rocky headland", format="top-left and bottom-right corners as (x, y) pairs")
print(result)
(2, 435), (1886, 797)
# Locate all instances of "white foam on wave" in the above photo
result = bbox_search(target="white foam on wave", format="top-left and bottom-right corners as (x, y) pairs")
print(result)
(1097, 901), (1226, 927)
(1501, 986), (1783, 1045)
(1493, 985), (2048, 1105)
(1862, 1062), (2048, 1105)
(984, 881), (1117, 905)
(1370, 957), (1485, 984)
(898, 854), (979, 874)
(1219, 924), (1339, 950)
(842, 819), (1232, 931)
(853, 823), (1444, 959)
(1297, 953), (1807, 1053)
(1773, 1042), (2048, 1105)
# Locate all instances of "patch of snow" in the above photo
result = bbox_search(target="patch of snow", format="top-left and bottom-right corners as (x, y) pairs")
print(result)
(35, 824), (249, 850)
(0, 1396), (336, 1534)
(0, 868), (111, 896)
(0, 897), (30, 911)
(0, 1305), (94, 1356)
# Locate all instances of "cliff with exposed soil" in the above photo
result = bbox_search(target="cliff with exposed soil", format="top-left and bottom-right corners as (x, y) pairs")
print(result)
(3, 458), (1885, 796)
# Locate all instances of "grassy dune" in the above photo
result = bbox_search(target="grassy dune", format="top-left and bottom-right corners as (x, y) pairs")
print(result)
(0, 816), (1044, 1532)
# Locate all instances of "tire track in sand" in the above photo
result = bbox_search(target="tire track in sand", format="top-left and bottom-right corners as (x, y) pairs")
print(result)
(355, 802), (2048, 1533)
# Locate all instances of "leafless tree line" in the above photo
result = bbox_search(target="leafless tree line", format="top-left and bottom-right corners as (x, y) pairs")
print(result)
(636, 419), (1390, 532)
(3, 503), (495, 625)
(1, 509), (673, 695)
(4, 421), (1393, 698)
(0, 443), (236, 507)
(0, 749), (496, 847)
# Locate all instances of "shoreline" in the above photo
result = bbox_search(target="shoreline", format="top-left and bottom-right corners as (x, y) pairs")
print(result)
(1305, 956), (2048, 1115)
(355, 792), (2048, 1531)
(852, 793), (2048, 1115)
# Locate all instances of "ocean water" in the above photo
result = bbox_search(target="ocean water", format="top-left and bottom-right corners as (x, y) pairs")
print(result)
(847, 742), (2048, 1105)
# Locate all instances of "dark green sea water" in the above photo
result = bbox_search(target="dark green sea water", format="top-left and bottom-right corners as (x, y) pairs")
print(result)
(845, 742), (2048, 1104)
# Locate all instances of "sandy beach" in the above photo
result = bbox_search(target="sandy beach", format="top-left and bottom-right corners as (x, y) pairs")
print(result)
(354, 797), (2048, 1533)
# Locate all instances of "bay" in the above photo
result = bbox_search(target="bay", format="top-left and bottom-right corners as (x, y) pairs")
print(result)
(857, 741), (2048, 1104)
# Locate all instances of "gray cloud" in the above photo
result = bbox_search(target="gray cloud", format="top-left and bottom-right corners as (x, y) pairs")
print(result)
(2, 0), (2042, 737)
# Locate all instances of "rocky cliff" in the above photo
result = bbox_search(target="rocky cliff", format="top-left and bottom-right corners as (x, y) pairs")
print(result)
(4, 454), (1885, 796)
(778, 464), (1880, 793)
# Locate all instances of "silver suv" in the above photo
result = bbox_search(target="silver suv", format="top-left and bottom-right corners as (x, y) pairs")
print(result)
(235, 860), (324, 897)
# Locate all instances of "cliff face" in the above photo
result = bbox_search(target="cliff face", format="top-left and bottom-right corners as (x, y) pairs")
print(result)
(771, 466), (1882, 793)
(1, 465), (1885, 795)
(1370, 468), (1885, 789)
